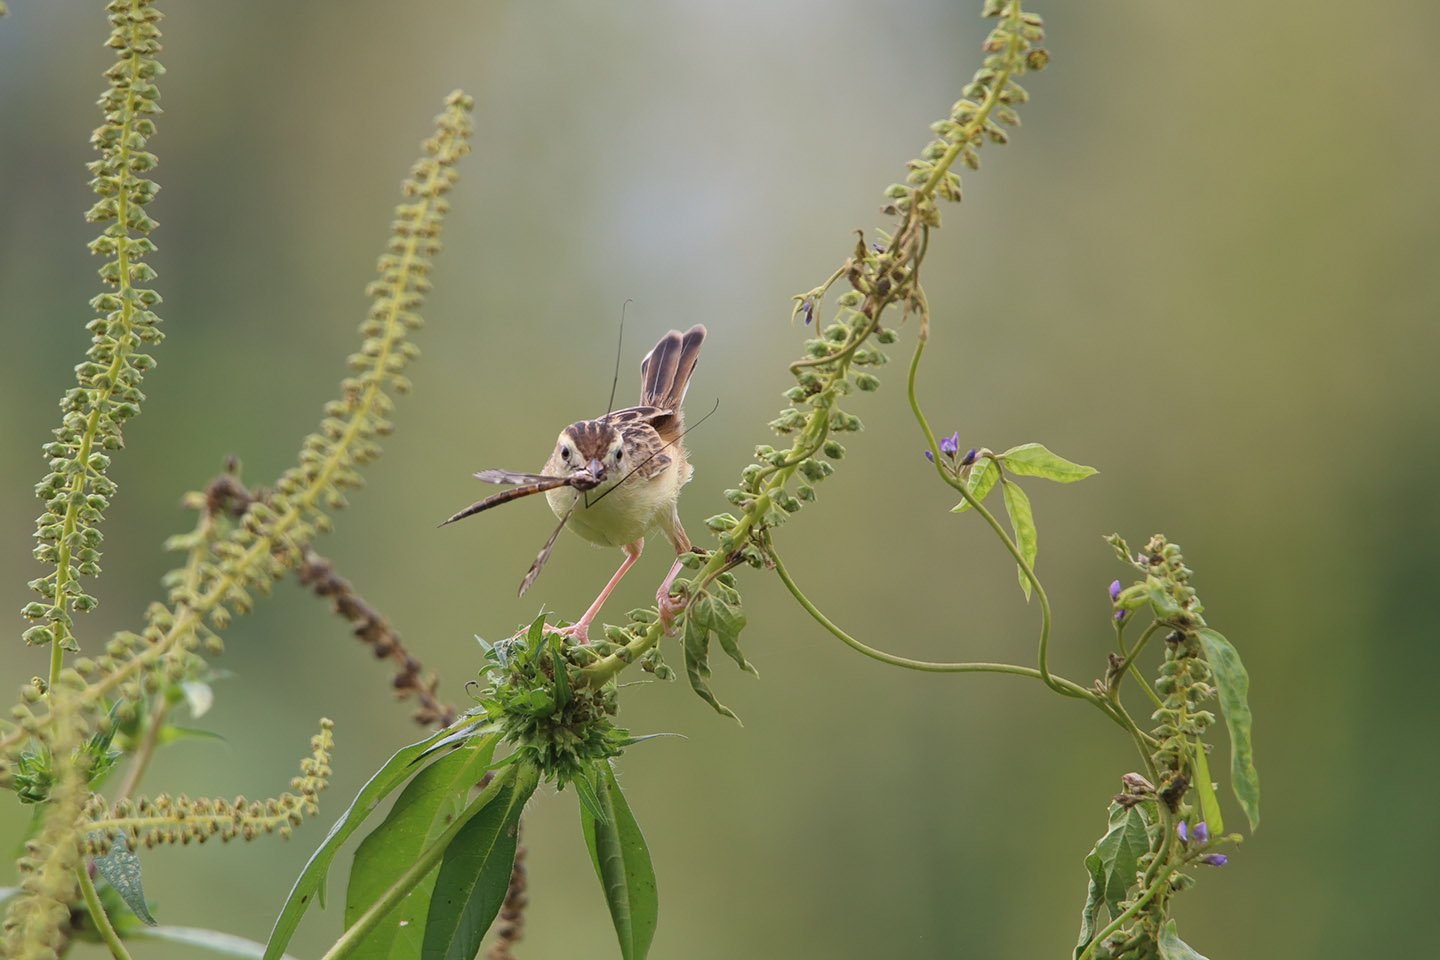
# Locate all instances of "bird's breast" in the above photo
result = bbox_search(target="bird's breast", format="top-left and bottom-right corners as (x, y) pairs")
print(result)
(546, 470), (677, 548)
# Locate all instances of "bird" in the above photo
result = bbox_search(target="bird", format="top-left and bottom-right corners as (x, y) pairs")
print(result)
(440, 324), (707, 644)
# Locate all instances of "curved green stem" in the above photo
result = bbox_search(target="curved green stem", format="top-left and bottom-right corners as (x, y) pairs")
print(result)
(77, 862), (134, 960)
(906, 336), (1066, 698)
(1113, 621), (1163, 707)
(772, 549), (1145, 739)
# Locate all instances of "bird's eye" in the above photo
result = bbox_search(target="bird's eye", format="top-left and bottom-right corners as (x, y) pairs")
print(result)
(613, 448), (623, 463)
(560, 445), (571, 461)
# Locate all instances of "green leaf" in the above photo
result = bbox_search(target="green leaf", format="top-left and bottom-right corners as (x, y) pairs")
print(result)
(128, 925), (302, 959)
(1191, 739), (1224, 836)
(950, 458), (998, 513)
(1157, 919), (1211, 959)
(999, 442), (1097, 482)
(423, 761), (538, 960)
(693, 592), (756, 677)
(344, 736), (497, 960)
(581, 762), (659, 960)
(1196, 627), (1260, 831)
(572, 764), (610, 826)
(91, 840), (157, 926)
(1093, 803), (1150, 918)
(263, 723), (478, 960)
(1074, 848), (1105, 959)
(1145, 575), (1183, 619)
(155, 725), (228, 746)
(1001, 479), (1038, 601)
(550, 647), (572, 713)
(680, 587), (751, 721)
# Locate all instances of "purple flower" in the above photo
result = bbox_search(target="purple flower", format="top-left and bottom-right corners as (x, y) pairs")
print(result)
(1200, 854), (1227, 867)
(1114, 609), (1126, 621)
(1109, 580), (1122, 602)
(800, 300), (814, 325)
(960, 448), (977, 466)
(1176, 821), (1188, 844)
(924, 450), (934, 463)
(939, 433), (960, 457)
(1192, 821), (1209, 844)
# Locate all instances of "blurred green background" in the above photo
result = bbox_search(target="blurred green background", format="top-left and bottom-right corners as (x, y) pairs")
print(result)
(3, 2), (1437, 957)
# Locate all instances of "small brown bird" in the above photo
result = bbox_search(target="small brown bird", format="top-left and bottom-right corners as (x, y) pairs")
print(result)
(440, 325), (706, 643)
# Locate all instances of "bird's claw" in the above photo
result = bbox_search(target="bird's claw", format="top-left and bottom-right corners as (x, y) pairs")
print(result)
(543, 620), (589, 645)
(657, 590), (685, 634)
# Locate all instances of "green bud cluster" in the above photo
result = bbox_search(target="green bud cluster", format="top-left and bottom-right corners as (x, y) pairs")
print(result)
(173, 93), (475, 633)
(477, 620), (629, 789)
(894, 1), (1045, 214)
(25, 0), (167, 657)
(9, 715), (119, 805)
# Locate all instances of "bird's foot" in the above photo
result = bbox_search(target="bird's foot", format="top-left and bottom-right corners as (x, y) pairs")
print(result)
(543, 619), (590, 645)
(657, 588), (685, 635)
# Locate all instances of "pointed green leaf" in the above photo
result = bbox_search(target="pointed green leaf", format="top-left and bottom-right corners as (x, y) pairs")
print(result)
(1074, 848), (1105, 959)
(950, 457), (998, 512)
(344, 736), (497, 960)
(1196, 627), (1260, 831)
(1001, 479), (1038, 600)
(263, 723), (477, 960)
(572, 764), (610, 826)
(128, 925), (302, 959)
(422, 762), (538, 960)
(999, 443), (1097, 482)
(1145, 575), (1183, 619)
(681, 589), (751, 721)
(550, 642), (572, 713)
(1191, 739), (1224, 836)
(581, 763), (658, 960)
(1093, 803), (1150, 918)
(155, 725), (228, 746)
(1157, 919), (1211, 959)
(693, 591), (756, 677)
(91, 840), (157, 926)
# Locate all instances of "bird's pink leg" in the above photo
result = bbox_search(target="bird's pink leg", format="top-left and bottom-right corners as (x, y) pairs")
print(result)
(557, 540), (643, 645)
(656, 555), (688, 632)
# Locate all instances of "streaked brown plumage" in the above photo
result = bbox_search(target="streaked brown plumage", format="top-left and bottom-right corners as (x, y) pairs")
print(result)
(440, 325), (706, 642)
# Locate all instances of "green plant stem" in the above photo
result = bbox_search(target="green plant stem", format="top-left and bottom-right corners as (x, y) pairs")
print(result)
(906, 336), (1070, 699)
(775, 548), (1087, 683)
(0, 116), (466, 762)
(1115, 621), (1164, 709)
(1113, 622), (1162, 704)
(77, 862), (134, 960)
(43, 20), (152, 689)
(1076, 862), (1170, 960)
(920, 0), (1021, 200)
(111, 696), (167, 804)
(318, 761), (529, 960)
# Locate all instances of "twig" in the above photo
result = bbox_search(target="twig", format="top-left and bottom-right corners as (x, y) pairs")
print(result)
(201, 471), (456, 728)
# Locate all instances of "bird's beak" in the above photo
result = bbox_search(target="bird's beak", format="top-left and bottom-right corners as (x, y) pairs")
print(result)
(587, 458), (606, 481)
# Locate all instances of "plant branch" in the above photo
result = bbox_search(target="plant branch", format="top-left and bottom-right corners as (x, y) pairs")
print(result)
(906, 336), (1071, 699)
(76, 863), (134, 960)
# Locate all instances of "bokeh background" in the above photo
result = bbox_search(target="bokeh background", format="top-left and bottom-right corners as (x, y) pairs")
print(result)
(3, 2), (1437, 957)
